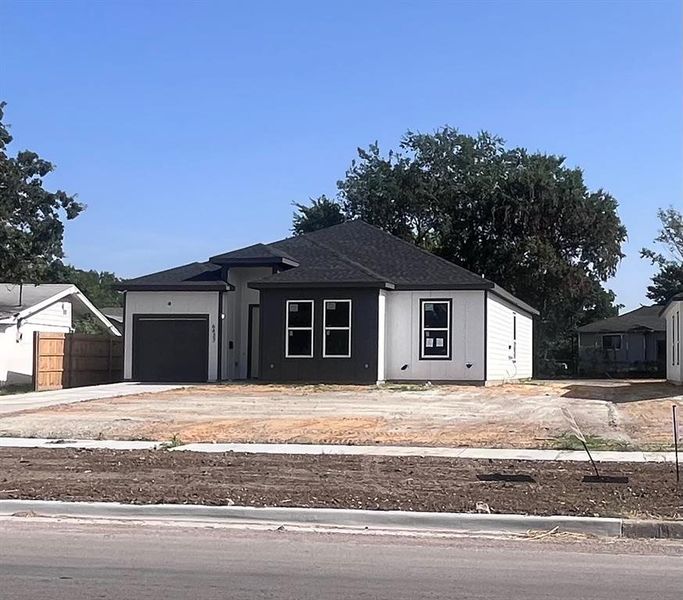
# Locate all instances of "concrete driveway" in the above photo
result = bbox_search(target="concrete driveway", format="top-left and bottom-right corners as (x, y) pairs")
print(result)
(0, 380), (680, 450)
(0, 383), (184, 415)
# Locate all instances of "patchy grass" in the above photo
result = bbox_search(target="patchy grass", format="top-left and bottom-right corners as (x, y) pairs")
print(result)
(549, 432), (636, 452)
(159, 433), (184, 450)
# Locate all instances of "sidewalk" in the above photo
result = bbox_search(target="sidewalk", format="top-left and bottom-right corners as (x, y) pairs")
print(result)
(0, 383), (184, 415)
(0, 437), (676, 463)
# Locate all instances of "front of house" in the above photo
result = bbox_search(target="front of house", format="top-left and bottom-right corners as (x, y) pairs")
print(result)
(117, 220), (537, 385)
(577, 305), (666, 377)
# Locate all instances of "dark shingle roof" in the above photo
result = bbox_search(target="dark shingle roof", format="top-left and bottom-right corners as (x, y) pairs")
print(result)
(210, 243), (298, 264)
(118, 219), (537, 314)
(287, 220), (488, 288)
(116, 262), (231, 291)
(578, 305), (665, 333)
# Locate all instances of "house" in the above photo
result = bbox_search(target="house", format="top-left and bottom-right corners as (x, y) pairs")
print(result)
(577, 305), (666, 377)
(0, 284), (121, 387)
(116, 220), (538, 385)
(661, 292), (683, 384)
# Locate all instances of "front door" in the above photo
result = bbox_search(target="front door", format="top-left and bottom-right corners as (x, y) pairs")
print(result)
(248, 305), (260, 378)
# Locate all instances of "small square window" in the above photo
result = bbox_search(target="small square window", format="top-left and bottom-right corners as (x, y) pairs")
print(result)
(602, 335), (622, 351)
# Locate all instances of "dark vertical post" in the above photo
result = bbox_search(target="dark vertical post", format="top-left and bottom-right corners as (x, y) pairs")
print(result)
(32, 331), (40, 391)
(673, 404), (680, 485)
(581, 439), (600, 478)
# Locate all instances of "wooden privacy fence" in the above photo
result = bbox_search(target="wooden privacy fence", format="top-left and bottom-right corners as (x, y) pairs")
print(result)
(33, 332), (123, 391)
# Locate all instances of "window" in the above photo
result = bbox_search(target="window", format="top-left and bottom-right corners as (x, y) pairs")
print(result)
(420, 299), (451, 359)
(602, 334), (622, 351)
(323, 300), (352, 358)
(285, 300), (313, 358)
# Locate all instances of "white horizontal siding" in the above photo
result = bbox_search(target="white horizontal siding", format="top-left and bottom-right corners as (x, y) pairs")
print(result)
(0, 302), (73, 387)
(23, 301), (72, 329)
(384, 290), (485, 381)
(663, 301), (683, 384)
(486, 293), (533, 381)
(124, 291), (220, 381)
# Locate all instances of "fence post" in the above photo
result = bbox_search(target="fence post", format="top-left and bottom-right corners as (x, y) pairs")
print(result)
(64, 333), (72, 389)
(108, 338), (113, 383)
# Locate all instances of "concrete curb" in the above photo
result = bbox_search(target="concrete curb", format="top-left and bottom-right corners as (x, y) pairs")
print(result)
(0, 437), (676, 463)
(0, 499), (625, 537)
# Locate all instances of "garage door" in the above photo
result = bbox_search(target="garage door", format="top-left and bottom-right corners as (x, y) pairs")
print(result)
(132, 315), (209, 382)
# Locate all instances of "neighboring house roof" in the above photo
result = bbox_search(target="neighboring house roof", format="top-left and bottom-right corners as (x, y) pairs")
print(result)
(101, 307), (123, 323)
(117, 219), (538, 315)
(0, 283), (121, 336)
(660, 291), (683, 316)
(577, 305), (665, 334)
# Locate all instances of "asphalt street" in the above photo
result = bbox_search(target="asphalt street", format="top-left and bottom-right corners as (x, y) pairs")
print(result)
(0, 519), (681, 599)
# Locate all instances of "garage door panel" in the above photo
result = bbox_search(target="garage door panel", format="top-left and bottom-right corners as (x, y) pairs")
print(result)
(132, 315), (209, 382)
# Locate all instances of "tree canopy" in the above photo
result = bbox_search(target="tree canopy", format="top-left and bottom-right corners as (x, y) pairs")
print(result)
(46, 261), (122, 308)
(0, 102), (84, 282)
(641, 207), (683, 304)
(293, 128), (627, 365)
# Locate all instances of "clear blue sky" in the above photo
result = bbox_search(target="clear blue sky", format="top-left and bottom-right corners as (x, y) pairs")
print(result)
(2, 0), (681, 310)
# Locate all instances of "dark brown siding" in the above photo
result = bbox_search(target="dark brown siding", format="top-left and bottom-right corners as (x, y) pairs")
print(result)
(259, 288), (379, 383)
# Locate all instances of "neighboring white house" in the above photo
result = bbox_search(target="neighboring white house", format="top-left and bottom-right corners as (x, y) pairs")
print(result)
(662, 292), (683, 385)
(0, 284), (120, 387)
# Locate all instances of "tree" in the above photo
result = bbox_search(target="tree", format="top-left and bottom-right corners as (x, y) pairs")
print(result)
(293, 128), (627, 366)
(292, 195), (345, 235)
(0, 102), (84, 282)
(45, 261), (122, 307)
(641, 207), (683, 304)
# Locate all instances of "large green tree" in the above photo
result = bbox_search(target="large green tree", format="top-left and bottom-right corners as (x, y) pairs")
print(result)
(46, 261), (122, 308)
(641, 207), (683, 304)
(293, 128), (627, 366)
(0, 102), (84, 282)
(292, 195), (344, 235)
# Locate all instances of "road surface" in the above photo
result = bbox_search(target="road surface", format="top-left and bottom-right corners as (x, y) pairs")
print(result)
(1, 519), (682, 599)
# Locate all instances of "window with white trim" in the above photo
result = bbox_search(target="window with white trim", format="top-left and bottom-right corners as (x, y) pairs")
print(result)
(285, 300), (314, 358)
(323, 299), (351, 358)
(602, 334), (622, 351)
(420, 299), (451, 359)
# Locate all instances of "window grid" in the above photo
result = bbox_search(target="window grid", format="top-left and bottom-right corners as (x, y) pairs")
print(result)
(420, 299), (452, 360)
(323, 299), (352, 358)
(285, 300), (314, 358)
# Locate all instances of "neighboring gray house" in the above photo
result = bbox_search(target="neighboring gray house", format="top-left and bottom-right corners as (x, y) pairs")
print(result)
(577, 305), (666, 377)
(116, 220), (538, 385)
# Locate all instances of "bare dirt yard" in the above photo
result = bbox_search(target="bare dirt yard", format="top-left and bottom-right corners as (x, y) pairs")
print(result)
(1, 447), (681, 519)
(0, 380), (681, 450)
